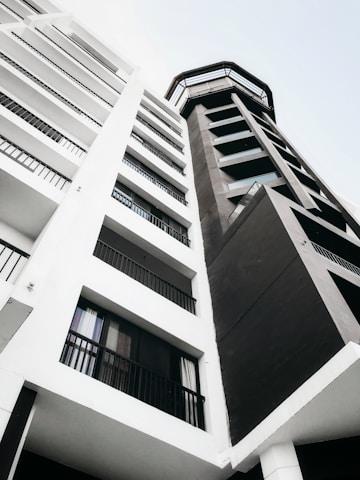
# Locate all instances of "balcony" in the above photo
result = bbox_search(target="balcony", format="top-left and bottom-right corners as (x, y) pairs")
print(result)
(228, 171), (279, 191)
(311, 241), (360, 277)
(140, 102), (181, 135)
(293, 210), (360, 278)
(122, 154), (187, 205)
(0, 51), (101, 127)
(93, 239), (196, 313)
(0, 92), (86, 157)
(131, 132), (184, 175)
(112, 184), (190, 246)
(214, 130), (258, 156)
(44, 26), (124, 95)
(60, 329), (205, 429)
(208, 114), (248, 137)
(0, 133), (71, 190)
(11, 32), (112, 107)
(0, 239), (29, 282)
(54, 27), (125, 83)
(136, 114), (183, 153)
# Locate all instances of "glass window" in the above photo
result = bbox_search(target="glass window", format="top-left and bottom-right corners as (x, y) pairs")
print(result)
(228, 171), (279, 190)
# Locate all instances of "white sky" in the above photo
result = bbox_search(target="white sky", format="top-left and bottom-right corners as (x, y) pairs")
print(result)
(56, 0), (360, 208)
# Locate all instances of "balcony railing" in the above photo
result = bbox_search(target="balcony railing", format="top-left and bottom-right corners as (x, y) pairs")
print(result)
(0, 239), (29, 282)
(52, 26), (126, 84)
(11, 32), (111, 107)
(122, 156), (187, 205)
(0, 51), (101, 127)
(311, 241), (360, 277)
(141, 103), (181, 135)
(130, 132), (184, 175)
(0, 92), (86, 157)
(136, 114), (183, 152)
(37, 27), (123, 96)
(0, 0), (23, 18)
(60, 329), (205, 429)
(112, 188), (190, 246)
(22, 0), (42, 14)
(0, 134), (71, 190)
(94, 240), (196, 313)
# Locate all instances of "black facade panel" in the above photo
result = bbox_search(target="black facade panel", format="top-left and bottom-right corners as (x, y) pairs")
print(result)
(0, 387), (37, 480)
(296, 436), (360, 479)
(208, 194), (344, 443)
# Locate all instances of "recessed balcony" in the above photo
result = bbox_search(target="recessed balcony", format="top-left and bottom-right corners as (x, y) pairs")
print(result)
(228, 171), (279, 191)
(122, 153), (187, 205)
(136, 114), (183, 153)
(140, 101), (182, 136)
(208, 115), (248, 137)
(206, 104), (240, 122)
(214, 132), (259, 155)
(11, 30), (116, 108)
(0, 91), (87, 158)
(93, 239), (196, 314)
(130, 131), (185, 176)
(0, 133), (71, 191)
(0, 51), (102, 128)
(60, 298), (204, 428)
(293, 209), (360, 277)
(112, 182), (190, 247)
(61, 329), (205, 429)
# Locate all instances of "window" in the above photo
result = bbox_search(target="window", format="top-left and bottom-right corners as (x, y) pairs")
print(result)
(228, 171), (279, 190)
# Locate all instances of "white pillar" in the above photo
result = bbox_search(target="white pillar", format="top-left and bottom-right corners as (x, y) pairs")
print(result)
(260, 442), (303, 480)
(0, 369), (24, 442)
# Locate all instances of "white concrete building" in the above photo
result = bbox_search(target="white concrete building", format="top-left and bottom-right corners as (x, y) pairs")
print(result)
(1, 2), (360, 480)
(0, 1), (230, 478)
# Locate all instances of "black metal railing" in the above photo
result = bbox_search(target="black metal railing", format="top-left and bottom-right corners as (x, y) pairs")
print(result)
(0, 239), (29, 282)
(22, 0), (42, 14)
(111, 188), (190, 246)
(11, 32), (111, 106)
(130, 132), (184, 175)
(122, 156), (187, 205)
(0, 0), (23, 18)
(0, 92), (86, 157)
(0, 51), (101, 127)
(0, 134), (71, 190)
(141, 103), (181, 135)
(37, 27), (122, 97)
(60, 329), (205, 428)
(311, 241), (360, 277)
(136, 114), (183, 152)
(94, 240), (196, 313)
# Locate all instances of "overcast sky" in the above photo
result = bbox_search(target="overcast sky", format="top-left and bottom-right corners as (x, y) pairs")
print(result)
(56, 0), (360, 209)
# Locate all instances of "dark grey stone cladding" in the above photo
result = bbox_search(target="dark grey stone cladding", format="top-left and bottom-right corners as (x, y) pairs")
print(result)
(185, 100), (345, 444)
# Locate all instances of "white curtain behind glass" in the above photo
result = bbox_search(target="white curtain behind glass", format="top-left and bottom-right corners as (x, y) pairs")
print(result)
(69, 307), (103, 375)
(180, 357), (198, 425)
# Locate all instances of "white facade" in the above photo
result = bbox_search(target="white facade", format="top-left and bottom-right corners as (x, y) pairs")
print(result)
(2, 2), (360, 480)
(0, 1), (231, 478)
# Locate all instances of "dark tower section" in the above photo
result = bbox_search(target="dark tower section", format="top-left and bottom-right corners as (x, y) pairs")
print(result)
(166, 61), (360, 443)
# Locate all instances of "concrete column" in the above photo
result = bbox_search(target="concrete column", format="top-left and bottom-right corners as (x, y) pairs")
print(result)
(260, 442), (303, 480)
